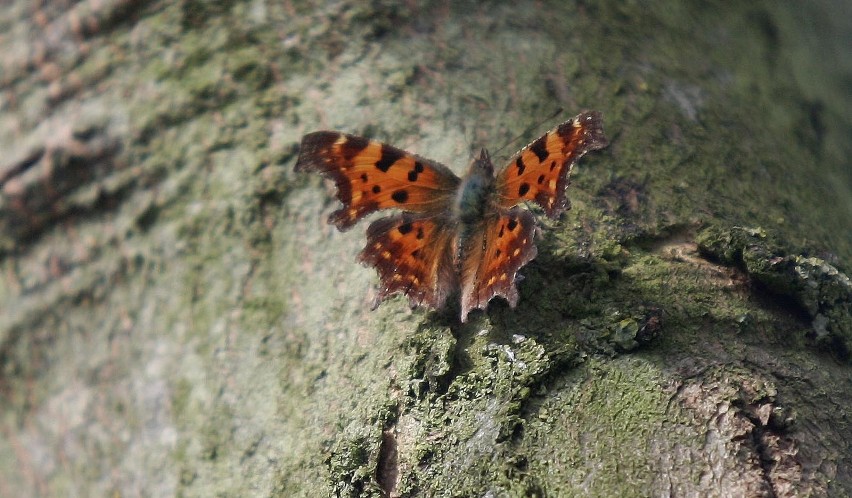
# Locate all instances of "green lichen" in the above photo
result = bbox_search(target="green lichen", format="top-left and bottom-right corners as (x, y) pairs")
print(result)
(519, 356), (669, 497)
(327, 425), (386, 498)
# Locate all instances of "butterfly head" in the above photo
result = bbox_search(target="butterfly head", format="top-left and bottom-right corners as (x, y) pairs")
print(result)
(473, 148), (494, 176)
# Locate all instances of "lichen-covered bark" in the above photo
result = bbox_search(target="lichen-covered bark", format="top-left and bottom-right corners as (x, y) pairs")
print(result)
(1, 1), (850, 496)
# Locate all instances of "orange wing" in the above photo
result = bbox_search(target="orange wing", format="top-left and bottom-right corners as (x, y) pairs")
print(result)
(495, 111), (608, 218)
(359, 214), (458, 311)
(295, 132), (461, 230)
(459, 209), (538, 322)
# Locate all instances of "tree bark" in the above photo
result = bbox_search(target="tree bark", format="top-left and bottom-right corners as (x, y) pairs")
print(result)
(1, 1), (851, 496)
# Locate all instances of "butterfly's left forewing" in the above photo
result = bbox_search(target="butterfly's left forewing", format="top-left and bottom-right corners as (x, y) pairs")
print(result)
(495, 111), (607, 218)
(296, 132), (461, 231)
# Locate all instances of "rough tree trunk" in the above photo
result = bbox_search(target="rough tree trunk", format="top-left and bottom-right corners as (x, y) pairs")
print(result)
(1, 1), (851, 496)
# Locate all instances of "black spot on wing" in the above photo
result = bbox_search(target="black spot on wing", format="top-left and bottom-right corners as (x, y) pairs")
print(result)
(391, 190), (409, 203)
(518, 183), (530, 196)
(507, 218), (518, 231)
(372, 185), (381, 194)
(376, 144), (403, 172)
(407, 161), (426, 182)
(398, 222), (412, 235)
(515, 157), (526, 175)
(529, 136), (548, 162)
(340, 136), (370, 161)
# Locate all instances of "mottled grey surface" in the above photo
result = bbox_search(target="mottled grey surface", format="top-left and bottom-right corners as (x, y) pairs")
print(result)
(1, 1), (850, 496)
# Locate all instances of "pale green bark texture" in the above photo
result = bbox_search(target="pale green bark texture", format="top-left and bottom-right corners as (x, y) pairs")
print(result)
(1, 1), (851, 497)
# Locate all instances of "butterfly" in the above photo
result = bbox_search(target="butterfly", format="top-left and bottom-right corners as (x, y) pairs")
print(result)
(295, 111), (608, 322)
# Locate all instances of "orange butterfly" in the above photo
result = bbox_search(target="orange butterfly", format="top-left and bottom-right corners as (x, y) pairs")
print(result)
(295, 111), (608, 322)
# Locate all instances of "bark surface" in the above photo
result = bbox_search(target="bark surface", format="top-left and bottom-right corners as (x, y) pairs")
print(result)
(1, 1), (851, 496)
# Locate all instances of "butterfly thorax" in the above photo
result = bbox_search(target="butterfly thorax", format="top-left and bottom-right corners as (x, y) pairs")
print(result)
(452, 149), (497, 227)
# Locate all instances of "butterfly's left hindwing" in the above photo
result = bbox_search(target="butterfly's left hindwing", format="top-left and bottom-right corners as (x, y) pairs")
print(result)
(459, 209), (538, 322)
(296, 132), (461, 230)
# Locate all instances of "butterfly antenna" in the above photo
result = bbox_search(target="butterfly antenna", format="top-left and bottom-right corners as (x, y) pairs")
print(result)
(492, 107), (564, 158)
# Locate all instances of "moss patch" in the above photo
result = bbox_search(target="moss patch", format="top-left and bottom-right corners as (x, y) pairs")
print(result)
(698, 225), (852, 361)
